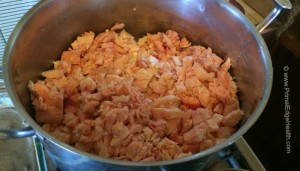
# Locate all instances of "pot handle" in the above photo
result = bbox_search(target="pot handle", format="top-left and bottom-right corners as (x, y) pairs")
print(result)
(0, 105), (35, 139)
(0, 126), (35, 139)
(256, 0), (292, 33)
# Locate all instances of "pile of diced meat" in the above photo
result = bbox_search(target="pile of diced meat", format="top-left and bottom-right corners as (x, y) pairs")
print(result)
(28, 23), (244, 161)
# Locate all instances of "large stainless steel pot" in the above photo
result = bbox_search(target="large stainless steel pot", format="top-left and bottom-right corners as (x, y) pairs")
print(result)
(1, 0), (292, 170)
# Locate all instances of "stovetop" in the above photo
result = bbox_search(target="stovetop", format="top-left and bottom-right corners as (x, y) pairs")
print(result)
(0, 1), (299, 171)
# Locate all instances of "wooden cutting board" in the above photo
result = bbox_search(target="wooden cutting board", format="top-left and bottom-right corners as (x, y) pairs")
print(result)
(243, 0), (275, 17)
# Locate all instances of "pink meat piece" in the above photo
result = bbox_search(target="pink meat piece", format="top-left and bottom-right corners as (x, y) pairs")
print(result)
(205, 118), (219, 132)
(151, 108), (183, 120)
(222, 109), (244, 127)
(183, 125), (207, 143)
(151, 95), (181, 108)
(215, 127), (235, 138)
(126, 141), (149, 161)
(28, 81), (63, 124)
(110, 122), (130, 147)
(156, 138), (181, 160)
(104, 111), (117, 133)
(149, 119), (168, 137)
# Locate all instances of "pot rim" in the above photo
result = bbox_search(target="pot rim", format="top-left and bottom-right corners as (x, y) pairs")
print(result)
(3, 0), (273, 167)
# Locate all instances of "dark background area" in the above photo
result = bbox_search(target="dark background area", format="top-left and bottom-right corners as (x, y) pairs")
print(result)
(244, 12), (300, 171)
